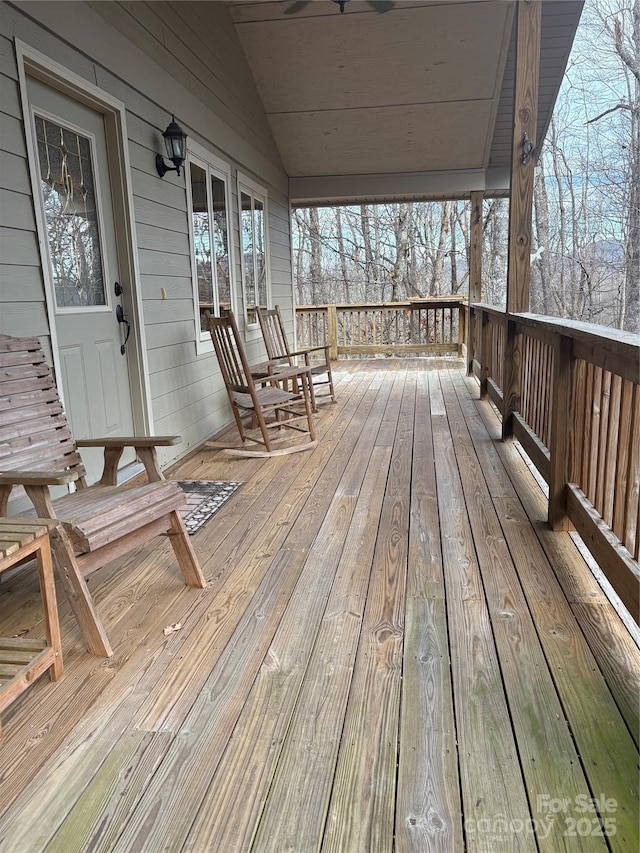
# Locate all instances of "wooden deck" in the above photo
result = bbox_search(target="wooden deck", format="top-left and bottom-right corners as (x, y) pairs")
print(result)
(0, 361), (638, 852)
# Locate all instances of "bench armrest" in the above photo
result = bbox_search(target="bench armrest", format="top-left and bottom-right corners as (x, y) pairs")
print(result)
(75, 436), (181, 448)
(0, 469), (79, 486)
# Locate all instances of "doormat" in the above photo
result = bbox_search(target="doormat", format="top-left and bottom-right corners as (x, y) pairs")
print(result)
(177, 481), (242, 535)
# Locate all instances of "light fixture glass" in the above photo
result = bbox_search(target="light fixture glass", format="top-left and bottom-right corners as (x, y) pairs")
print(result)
(156, 116), (187, 178)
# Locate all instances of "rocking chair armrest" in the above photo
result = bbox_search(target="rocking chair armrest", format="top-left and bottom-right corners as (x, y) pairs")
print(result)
(0, 469), (79, 486)
(75, 436), (182, 449)
(262, 364), (312, 382)
(288, 345), (329, 359)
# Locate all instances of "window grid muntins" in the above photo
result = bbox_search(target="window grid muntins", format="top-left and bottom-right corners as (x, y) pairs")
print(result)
(189, 160), (231, 334)
(241, 188), (267, 326)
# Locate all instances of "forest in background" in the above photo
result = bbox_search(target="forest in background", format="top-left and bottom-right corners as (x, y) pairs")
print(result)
(291, 0), (639, 333)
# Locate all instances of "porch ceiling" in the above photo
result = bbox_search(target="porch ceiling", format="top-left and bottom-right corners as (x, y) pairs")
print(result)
(227, 0), (583, 205)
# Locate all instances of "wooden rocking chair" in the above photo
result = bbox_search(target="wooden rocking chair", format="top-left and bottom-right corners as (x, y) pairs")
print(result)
(205, 310), (316, 456)
(256, 305), (336, 411)
(0, 335), (206, 658)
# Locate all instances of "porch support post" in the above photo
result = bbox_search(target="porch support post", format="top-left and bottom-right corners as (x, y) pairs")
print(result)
(467, 190), (483, 375)
(502, 0), (541, 440)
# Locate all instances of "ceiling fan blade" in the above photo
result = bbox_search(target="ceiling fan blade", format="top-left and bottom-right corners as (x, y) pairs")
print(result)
(368, 0), (395, 11)
(284, 1), (312, 15)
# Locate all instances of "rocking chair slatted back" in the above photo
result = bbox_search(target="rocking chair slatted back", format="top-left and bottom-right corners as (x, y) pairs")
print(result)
(207, 313), (251, 392)
(0, 336), (86, 481)
(257, 305), (292, 364)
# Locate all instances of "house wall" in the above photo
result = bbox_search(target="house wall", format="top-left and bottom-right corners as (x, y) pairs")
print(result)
(0, 0), (294, 466)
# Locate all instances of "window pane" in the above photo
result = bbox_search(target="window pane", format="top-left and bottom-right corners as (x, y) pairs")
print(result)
(36, 117), (106, 308)
(211, 174), (231, 313)
(190, 162), (214, 331)
(255, 198), (267, 313)
(241, 191), (256, 324)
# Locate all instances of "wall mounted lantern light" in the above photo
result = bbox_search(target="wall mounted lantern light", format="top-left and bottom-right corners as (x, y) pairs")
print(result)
(156, 116), (187, 178)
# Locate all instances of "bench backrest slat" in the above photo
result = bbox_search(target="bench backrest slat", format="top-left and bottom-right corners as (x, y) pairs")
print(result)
(0, 335), (87, 480)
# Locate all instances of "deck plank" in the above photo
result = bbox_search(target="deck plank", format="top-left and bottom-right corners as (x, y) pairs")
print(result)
(442, 371), (607, 851)
(460, 376), (639, 850)
(187, 391), (393, 852)
(430, 371), (536, 853)
(0, 360), (637, 852)
(322, 372), (414, 853)
(395, 370), (463, 852)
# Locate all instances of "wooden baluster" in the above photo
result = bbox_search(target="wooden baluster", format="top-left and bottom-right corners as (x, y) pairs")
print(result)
(480, 311), (490, 401)
(327, 304), (338, 361)
(548, 334), (572, 531)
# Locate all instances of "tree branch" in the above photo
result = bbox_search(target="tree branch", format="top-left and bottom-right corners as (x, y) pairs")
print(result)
(586, 103), (632, 124)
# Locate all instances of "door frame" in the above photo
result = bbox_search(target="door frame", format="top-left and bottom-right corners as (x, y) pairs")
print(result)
(15, 40), (152, 434)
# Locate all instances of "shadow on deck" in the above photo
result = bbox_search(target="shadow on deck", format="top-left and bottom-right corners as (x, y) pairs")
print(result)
(0, 360), (638, 852)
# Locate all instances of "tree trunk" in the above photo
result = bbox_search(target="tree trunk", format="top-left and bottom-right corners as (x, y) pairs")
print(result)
(335, 207), (351, 302)
(309, 208), (321, 304)
(619, 0), (640, 331)
(533, 155), (553, 313)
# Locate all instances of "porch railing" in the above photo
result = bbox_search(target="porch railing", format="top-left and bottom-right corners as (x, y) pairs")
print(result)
(296, 298), (466, 360)
(469, 303), (640, 618)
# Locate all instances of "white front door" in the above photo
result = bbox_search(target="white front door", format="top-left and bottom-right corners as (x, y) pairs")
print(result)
(27, 77), (136, 483)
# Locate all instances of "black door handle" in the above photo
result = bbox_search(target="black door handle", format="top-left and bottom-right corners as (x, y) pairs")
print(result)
(115, 283), (130, 355)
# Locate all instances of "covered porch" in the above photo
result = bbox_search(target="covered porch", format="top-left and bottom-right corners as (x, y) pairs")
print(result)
(0, 360), (637, 851)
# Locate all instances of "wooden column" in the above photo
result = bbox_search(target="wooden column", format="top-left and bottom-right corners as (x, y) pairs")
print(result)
(502, 0), (541, 440)
(466, 191), (483, 375)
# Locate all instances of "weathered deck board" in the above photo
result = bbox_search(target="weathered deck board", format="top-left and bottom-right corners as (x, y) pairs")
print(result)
(0, 360), (637, 852)
(322, 372), (413, 852)
(442, 371), (607, 851)
(186, 386), (394, 851)
(430, 371), (536, 853)
(395, 371), (462, 852)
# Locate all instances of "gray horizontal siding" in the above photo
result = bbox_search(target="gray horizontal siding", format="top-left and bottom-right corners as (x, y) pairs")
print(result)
(0, 38), (46, 337)
(0, 0), (295, 468)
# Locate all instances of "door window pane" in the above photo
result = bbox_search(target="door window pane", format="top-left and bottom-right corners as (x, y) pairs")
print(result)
(35, 116), (106, 308)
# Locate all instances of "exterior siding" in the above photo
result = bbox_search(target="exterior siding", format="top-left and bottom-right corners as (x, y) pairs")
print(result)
(0, 0), (294, 468)
(0, 31), (49, 338)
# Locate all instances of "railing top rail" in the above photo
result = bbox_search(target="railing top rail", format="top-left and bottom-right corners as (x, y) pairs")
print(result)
(513, 312), (640, 359)
(296, 297), (465, 312)
(470, 302), (507, 320)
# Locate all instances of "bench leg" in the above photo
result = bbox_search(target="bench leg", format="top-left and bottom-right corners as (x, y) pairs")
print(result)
(24, 485), (113, 658)
(167, 510), (206, 588)
(49, 527), (113, 658)
(36, 534), (64, 680)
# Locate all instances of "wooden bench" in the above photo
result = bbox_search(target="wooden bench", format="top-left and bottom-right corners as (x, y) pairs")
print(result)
(0, 335), (206, 658)
(0, 518), (63, 739)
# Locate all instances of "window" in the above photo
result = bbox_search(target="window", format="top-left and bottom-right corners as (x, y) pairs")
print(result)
(187, 144), (232, 352)
(238, 173), (269, 327)
(35, 115), (107, 309)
